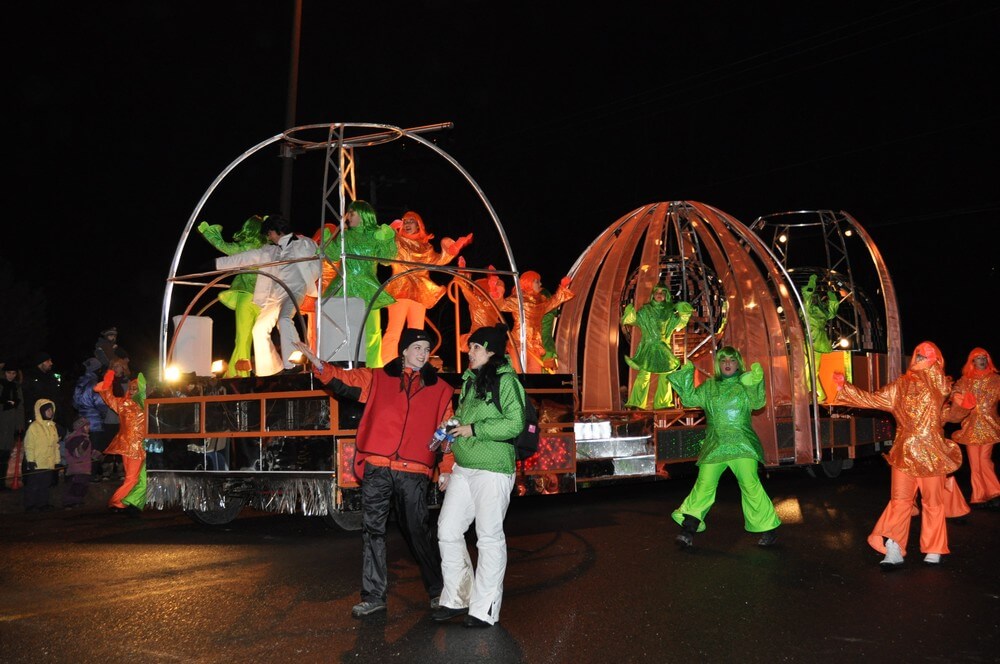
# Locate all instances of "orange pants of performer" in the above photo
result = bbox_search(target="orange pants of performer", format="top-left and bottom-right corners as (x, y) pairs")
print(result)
(108, 455), (143, 510)
(911, 474), (970, 518)
(868, 468), (948, 557)
(965, 443), (1000, 504)
(382, 299), (427, 365)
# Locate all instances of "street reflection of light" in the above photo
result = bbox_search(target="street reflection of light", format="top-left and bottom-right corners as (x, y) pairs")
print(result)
(774, 497), (803, 523)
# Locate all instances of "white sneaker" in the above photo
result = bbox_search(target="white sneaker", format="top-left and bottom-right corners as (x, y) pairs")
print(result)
(880, 538), (904, 567)
(923, 553), (941, 565)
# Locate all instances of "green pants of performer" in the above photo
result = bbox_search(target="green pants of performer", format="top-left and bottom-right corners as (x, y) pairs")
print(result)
(227, 292), (258, 377)
(364, 310), (384, 369)
(671, 457), (781, 533)
(625, 370), (675, 409)
(122, 463), (147, 510)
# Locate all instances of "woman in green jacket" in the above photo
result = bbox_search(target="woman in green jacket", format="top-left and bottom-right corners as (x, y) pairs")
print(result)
(433, 323), (525, 628)
(668, 346), (781, 548)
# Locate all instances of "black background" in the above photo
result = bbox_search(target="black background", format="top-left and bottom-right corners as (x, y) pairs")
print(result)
(9, 1), (998, 378)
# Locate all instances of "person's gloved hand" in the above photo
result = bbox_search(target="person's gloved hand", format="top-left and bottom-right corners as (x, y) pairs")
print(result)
(197, 221), (224, 240)
(445, 233), (474, 256)
(94, 369), (116, 392)
(559, 276), (572, 290)
(832, 372), (846, 389)
(487, 272), (505, 299)
(740, 362), (764, 386)
(438, 472), (451, 491)
(956, 391), (977, 409)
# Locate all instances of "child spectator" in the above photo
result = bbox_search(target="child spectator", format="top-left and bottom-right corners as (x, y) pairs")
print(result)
(23, 398), (60, 512)
(62, 417), (97, 509)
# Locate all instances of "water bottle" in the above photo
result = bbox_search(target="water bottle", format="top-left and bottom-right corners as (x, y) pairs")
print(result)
(429, 418), (460, 452)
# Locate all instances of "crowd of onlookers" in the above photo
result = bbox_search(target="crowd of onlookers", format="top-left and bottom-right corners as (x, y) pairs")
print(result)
(1, 326), (133, 512)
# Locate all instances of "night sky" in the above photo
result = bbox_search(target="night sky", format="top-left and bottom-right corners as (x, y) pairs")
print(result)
(8, 1), (998, 379)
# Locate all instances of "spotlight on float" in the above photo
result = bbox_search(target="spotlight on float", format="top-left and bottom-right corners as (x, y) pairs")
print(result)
(211, 359), (227, 377)
(289, 350), (306, 365)
(165, 365), (182, 383)
(838, 338), (851, 349)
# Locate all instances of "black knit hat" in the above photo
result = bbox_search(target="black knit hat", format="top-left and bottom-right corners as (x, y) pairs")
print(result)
(468, 324), (509, 354)
(398, 327), (433, 355)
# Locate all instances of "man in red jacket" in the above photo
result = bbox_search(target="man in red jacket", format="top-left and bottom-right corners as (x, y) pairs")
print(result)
(294, 328), (454, 618)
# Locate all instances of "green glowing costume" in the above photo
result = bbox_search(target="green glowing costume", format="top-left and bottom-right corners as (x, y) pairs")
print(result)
(667, 349), (781, 535)
(321, 201), (397, 368)
(801, 274), (840, 402)
(621, 285), (694, 409)
(198, 217), (267, 377)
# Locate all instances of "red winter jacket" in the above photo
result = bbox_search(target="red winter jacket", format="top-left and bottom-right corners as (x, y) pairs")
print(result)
(314, 358), (455, 480)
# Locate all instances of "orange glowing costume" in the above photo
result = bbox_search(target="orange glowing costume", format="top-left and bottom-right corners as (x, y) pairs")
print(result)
(497, 272), (573, 373)
(94, 370), (147, 511)
(833, 341), (962, 559)
(454, 258), (505, 352)
(381, 211), (472, 364)
(950, 347), (1000, 506)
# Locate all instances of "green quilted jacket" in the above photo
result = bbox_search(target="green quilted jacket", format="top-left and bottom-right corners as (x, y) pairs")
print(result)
(449, 360), (525, 474)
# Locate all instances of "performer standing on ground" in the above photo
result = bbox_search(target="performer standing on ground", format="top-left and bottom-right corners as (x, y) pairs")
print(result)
(949, 347), (1000, 509)
(293, 329), (454, 619)
(832, 341), (966, 567)
(320, 200), (397, 368)
(668, 346), (781, 548)
(621, 284), (694, 409)
(94, 368), (148, 515)
(380, 210), (472, 365)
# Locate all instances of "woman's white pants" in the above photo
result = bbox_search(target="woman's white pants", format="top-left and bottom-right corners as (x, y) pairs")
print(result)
(437, 465), (515, 625)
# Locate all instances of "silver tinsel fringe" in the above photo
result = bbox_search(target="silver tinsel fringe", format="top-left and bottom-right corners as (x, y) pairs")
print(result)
(145, 474), (338, 516)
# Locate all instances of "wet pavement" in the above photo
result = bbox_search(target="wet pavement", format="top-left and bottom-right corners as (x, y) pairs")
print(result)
(1, 458), (998, 663)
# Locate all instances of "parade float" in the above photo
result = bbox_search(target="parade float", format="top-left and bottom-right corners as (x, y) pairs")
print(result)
(144, 122), (900, 528)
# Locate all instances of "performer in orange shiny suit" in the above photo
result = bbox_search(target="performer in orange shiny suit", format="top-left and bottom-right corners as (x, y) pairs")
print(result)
(949, 347), (1000, 509)
(94, 362), (147, 514)
(454, 257), (505, 353)
(380, 211), (472, 364)
(496, 271), (573, 373)
(833, 341), (970, 567)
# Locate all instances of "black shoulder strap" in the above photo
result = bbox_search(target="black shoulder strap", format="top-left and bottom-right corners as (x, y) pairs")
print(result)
(492, 372), (524, 413)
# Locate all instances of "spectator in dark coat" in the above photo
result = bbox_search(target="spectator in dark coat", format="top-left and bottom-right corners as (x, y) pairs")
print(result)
(21, 352), (67, 432)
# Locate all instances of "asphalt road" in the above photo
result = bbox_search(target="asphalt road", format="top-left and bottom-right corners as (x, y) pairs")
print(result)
(1, 458), (998, 663)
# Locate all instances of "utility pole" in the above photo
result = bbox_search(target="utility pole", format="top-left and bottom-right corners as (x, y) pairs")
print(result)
(280, 0), (303, 218)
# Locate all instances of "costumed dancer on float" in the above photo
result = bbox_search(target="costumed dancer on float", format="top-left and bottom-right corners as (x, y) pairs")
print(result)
(94, 363), (148, 514)
(292, 329), (454, 618)
(538, 288), (562, 372)
(197, 215), (268, 377)
(380, 210), (473, 365)
(621, 284), (694, 409)
(320, 200), (397, 368)
(496, 271), (573, 373)
(800, 274), (842, 402)
(832, 341), (969, 567)
(454, 258), (505, 353)
(949, 347), (1000, 509)
(668, 346), (781, 548)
